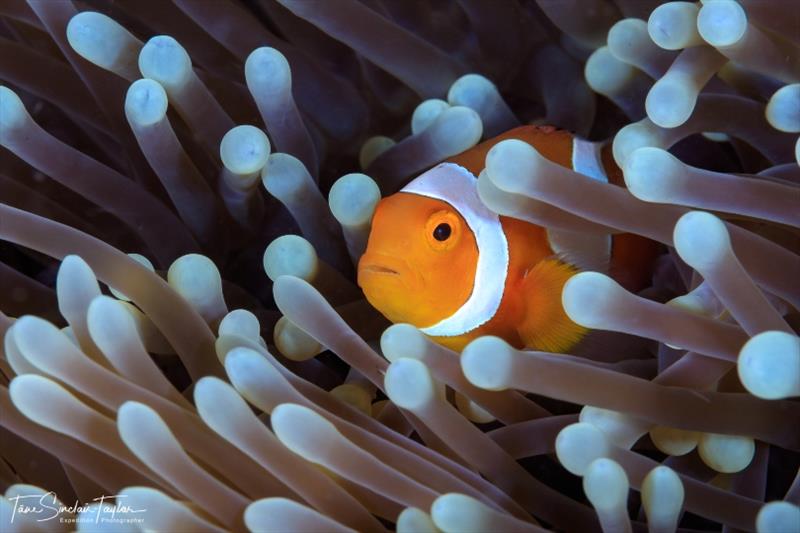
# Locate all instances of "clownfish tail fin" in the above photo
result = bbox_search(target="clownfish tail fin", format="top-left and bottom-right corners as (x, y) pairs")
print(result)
(517, 258), (588, 353)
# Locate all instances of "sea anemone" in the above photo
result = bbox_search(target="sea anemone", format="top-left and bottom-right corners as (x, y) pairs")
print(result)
(1, 1), (798, 532)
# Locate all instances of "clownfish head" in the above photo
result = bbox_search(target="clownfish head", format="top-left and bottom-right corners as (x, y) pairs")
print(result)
(358, 163), (508, 335)
(357, 189), (478, 328)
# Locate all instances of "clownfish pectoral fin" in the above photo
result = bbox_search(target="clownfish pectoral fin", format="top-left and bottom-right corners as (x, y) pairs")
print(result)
(516, 258), (588, 353)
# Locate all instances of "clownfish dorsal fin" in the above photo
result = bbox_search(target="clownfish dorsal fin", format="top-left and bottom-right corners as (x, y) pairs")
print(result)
(516, 258), (588, 353)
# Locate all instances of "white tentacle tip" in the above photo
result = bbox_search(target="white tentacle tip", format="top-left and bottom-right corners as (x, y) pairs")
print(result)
(245, 47), (292, 94)
(585, 47), (635, 96)
(220, 125), (271, 175)
(67, 11), (138, 71)
(271, 403), (339, 463)
(624, 147), (685, 202)
(360, 136), (395, 169)
(612, 120), (661, 167)
(697, 432), (755, 473)
(642, 465), (684, 530)
(328, 173), (381, 227)
(263, 235), (318, 282)
(429, 106), (483, 155)
(384, 357), (436, 410)
(756, 501), (800, 533)
(646, 78), (696, 128)
(738, 331), (800, 400)
(447, 74), (498, 113)
(562, 272), (624, 329)
(485, 138), (542, 193)
(673, 211), (731, 270)
(461, 336), (515, 391)
(397, 507), (438, 533)
(697, 0), (748, 47)
(380, 323), (427, 363)
(766, 84), (800, 133)
(138, 35), (192, 88)
(0, 86), (30, 139)
(430, 493), (501, 533)
(648, 2), (701, 50)
(583, 458), (629, 511)
(411, 99), (450, 135)
(555, 422), (611, 476)
(125, 78), (168, 127)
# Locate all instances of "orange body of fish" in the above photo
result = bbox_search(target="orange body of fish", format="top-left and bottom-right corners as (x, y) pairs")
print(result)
(358, 125), (660, 353)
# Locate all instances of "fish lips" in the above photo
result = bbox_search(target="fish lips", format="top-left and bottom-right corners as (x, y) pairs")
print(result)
(357, 254), (422, 292)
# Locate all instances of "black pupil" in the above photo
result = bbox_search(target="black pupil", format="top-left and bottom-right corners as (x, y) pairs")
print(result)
(433, 223), (451, 241)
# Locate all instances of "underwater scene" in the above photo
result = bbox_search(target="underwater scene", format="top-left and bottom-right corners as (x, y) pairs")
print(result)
(0, 0), (799, 531)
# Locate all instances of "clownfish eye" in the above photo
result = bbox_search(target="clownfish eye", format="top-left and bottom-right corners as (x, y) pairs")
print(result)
(425, 210), (460, 250)
(433, 223), (451, 241)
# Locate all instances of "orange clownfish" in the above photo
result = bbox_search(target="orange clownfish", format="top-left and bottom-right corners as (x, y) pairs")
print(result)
(357, 125), (660, 353)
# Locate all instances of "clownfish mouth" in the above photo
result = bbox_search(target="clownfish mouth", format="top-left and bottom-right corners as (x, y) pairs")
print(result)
(358, 253), (421, 292)
(359, 264), (399, 276)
